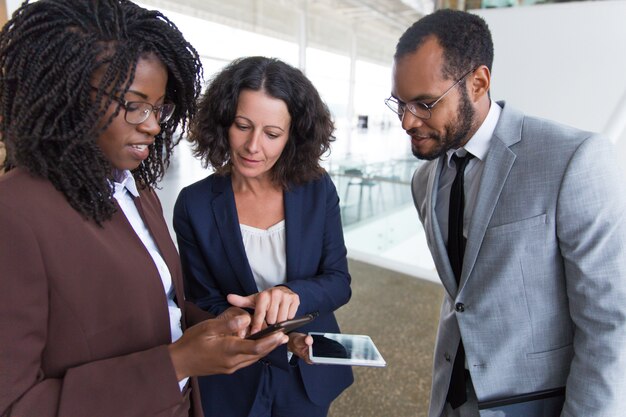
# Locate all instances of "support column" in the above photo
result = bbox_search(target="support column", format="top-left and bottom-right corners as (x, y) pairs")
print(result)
(345, 31), (357, 157)
(604, 89), (626, 144)
(298, 0), (307, 73)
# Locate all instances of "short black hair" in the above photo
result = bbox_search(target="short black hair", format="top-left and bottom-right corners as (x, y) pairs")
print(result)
(395, 9), (494, 80)
(190, 56), (334, 188)
(0, 0), (203, 223)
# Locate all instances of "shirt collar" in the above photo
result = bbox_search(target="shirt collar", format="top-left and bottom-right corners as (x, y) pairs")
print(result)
(112, 170), (140, 198)
(445, 99), (502, 165)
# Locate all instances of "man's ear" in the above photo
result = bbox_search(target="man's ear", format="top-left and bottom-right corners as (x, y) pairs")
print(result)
(469, 65), (491, 102)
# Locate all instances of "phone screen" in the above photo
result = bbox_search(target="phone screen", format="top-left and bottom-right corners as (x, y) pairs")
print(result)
(246, 314), (316, 340)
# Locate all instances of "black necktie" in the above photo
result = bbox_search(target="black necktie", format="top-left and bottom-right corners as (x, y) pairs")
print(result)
(446, 152), (473, 409)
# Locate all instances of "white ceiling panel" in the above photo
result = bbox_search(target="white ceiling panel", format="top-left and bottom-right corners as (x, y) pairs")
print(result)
(139, 0), (429, 65)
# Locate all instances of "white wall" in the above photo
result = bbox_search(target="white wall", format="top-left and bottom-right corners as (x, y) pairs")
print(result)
(474, 1), (626, 141)
(6, 0), (22, 15)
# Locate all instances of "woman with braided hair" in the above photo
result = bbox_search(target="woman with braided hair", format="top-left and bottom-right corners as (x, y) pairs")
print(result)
(0, 1), (287, 416)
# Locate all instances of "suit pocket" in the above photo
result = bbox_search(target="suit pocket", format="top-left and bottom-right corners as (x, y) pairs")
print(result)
(525, 343), (573, 390)
(486, 213), (547, 235)
(526, 343), (573, 360)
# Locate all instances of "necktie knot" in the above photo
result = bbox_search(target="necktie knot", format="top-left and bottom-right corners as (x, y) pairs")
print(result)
(451, 152), (474, 173)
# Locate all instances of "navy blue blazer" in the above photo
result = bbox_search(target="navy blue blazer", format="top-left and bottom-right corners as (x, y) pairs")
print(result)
(173, 172), (353, 414)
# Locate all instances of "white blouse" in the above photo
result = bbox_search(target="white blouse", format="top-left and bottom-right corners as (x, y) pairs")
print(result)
(240, 220), (287, 291)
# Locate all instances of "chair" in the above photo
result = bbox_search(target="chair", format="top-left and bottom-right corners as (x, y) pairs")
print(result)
(343, 168), (379, 221)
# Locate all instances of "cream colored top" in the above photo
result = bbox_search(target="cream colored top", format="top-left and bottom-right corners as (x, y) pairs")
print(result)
(240, 220), (287, 291)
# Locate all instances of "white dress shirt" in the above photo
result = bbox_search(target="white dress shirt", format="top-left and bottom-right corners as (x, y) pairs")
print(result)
(112, 170), (188, 391)
(436, 100), (502, 245)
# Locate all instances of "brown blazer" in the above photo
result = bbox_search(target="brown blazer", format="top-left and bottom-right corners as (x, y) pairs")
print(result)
(0, 168), (205, 417)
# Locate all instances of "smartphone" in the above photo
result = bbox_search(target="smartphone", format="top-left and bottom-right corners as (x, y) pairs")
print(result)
(246, 313), (316, 340)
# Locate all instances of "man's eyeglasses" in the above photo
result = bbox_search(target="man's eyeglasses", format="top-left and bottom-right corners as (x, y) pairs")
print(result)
(93, 87), (175, 125)
(385, 67), (478, 121)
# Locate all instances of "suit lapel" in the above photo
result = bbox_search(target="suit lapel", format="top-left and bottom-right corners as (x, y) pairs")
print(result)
(132, 192), (178, 283)
(131, 190), (183, 325)
(425, 158), (460, 295)
(211, 176), (259, 295)
(461, 102), (522, 289)
(284, 184), (302, 281)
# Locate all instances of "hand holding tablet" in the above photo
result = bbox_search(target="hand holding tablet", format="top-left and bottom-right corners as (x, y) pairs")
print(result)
(308, 332), (386, 367)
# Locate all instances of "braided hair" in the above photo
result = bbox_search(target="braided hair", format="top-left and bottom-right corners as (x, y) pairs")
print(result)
(0, 0), (203, 223)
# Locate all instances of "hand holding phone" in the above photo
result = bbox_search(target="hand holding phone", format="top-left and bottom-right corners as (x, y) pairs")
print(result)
(246, 313), (316, 340)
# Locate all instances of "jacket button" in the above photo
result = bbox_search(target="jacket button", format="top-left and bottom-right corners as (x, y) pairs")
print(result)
(455, 303), (465, 312)
(444, 352), (451, 362)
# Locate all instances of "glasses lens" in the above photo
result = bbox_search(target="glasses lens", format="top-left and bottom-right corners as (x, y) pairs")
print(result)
(385, 98), (404, 117)
(408, 102), (431, 120)
(123, 102), (176, 124)
(158, 103), (175, 123)
(124, 102), (152, 124)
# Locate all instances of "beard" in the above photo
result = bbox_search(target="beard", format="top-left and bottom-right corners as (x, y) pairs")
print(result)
(411, 89), (476, 161)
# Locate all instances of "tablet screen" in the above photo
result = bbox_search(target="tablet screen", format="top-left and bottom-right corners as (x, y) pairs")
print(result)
(308, 332), (386, 367)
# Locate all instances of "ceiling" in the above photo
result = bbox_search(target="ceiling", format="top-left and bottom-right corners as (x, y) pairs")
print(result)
(138, 0), (431, 66)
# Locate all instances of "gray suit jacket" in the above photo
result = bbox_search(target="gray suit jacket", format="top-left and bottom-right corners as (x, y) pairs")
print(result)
(412, 102), (626, 417)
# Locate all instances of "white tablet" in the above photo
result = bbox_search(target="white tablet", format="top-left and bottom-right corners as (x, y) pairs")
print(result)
(308, 332), (386, 367)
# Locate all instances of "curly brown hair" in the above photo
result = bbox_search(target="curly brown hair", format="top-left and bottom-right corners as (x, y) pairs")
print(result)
(0, 0), (203, 223)
(189, 56), (334, 188)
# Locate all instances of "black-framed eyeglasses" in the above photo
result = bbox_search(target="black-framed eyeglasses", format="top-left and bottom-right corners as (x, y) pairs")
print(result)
(92, 87), (175, 125)
(385, 66), (478, 121)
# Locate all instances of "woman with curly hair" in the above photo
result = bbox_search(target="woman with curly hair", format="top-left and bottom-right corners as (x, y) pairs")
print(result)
(0, 2), (287, 417)
(174, 56), (354, 417)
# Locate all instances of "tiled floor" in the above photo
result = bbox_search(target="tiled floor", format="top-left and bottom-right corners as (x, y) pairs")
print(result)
(328, 259), (441, 417)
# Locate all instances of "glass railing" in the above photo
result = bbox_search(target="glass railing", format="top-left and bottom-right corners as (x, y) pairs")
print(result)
(327, 157), (438, 282)
(328, 158), (423, 227)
